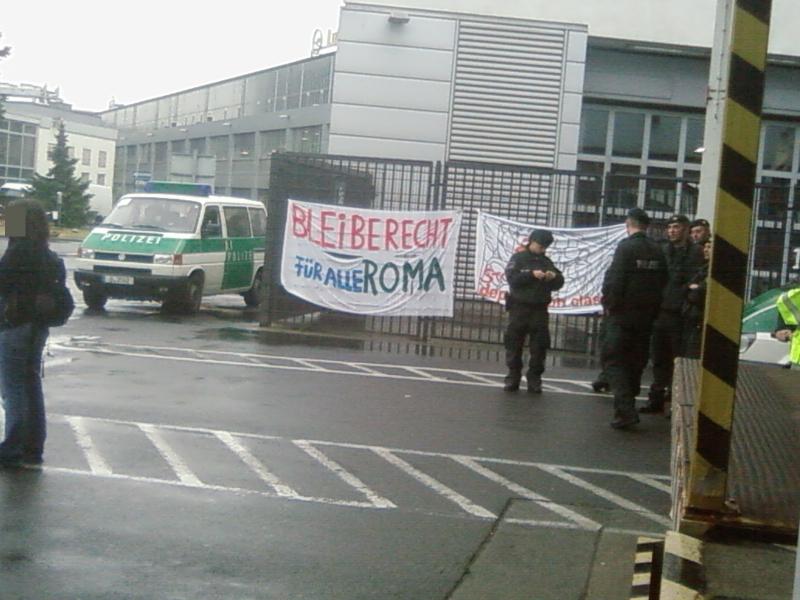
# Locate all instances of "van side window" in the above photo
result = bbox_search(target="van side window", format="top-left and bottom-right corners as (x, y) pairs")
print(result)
(249, 208), (267, 237)
(224, 206), (252, 238)
(201, 206), (222, 238)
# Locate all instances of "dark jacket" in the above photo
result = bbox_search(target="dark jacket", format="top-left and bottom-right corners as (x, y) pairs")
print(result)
(660, 241), (702, 313)
(0, 238), (64, 326)
(505, 249), (564, 308)
(602, 231), (668, 314)
(682, 262), (709, 323)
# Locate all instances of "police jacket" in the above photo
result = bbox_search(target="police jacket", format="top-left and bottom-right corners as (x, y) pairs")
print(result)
(660, 241), (701, 313)
(682, 261), (709, 324)
(505, 249), (564, 308)
(602, 232), (668, 314)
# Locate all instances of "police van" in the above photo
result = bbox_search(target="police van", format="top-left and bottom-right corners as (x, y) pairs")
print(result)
(75, 182), (267, 314)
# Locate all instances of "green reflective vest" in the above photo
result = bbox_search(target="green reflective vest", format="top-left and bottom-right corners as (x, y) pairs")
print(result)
(776, 288), (800, 367)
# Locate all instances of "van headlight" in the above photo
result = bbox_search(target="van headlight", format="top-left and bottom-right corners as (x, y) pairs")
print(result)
(153, 254), (175, 265)
(78, 247), (95, 259)
(739, 332), (756, 353)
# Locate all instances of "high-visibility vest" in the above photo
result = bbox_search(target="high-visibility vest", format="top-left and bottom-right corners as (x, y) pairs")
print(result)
(776, 288), (800, 367)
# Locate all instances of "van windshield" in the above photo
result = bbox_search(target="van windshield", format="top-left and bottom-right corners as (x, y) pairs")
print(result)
(103, 196), (201, 234)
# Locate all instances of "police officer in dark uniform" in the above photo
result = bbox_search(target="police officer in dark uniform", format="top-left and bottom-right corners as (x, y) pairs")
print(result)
(642, 214), (698, 414)
(601, 208), (667, 429)
(503, 229), (564, 393)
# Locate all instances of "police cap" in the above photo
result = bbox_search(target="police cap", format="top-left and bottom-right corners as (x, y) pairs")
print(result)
(690, 218), (710, 229)
(528, 229), (554, 248)
(667, 214), (690, 226)
(626, 207), (651, 226)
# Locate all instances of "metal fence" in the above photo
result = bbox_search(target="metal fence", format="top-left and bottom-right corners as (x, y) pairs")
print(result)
(261, 152), (799, 354)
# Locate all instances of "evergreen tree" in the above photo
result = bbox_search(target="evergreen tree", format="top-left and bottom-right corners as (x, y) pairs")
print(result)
(28, 120), (93, 227)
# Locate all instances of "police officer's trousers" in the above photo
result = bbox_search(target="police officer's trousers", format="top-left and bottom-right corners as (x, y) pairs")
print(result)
(650, 310), (683, 397)
(504, 304), (550, 385)
(602, 311), (657, 419)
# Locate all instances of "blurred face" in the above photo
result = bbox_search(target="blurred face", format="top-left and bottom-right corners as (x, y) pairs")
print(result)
(690, 225), (710, 244)
(666, 222), (688, 243)
(703, 240), (712, 261)
(527, 240), (546, 254)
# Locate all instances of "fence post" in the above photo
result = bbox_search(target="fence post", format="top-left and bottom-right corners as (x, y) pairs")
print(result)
(260, 153), (287, 327)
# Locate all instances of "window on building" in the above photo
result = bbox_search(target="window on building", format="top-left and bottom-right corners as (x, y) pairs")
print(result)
(762, 124), (795, 172)
(684, 119), (705, 164)
(98, 150), (107, 168)
(210, 136), (229, 161)
(97, 173), (107, 186)
(260, 130), (286, 158)
(579, 108), (609, 155)
(81, 172), (90, 183)
(189, 138), (207, 155)
(648, 115), (681, 162)
(21, 137), (36, 168)
(234, 133), (255, 158)
(67, 146), (75, 159)
(82, 148), (92, 166)
(294, 126), (322, 154)
(0, 132), (6, 163)
(47, 143), (56, 160)
(612, 112), (645, 159)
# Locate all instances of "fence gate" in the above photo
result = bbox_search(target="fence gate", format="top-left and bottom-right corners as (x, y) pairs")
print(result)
(259, 151), (797, 354)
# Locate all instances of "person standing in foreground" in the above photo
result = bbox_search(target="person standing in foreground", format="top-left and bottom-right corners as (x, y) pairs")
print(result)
(681, 238), (712, 359)
(0, 200), (66, 468)
(642, 214), (696, 414)
(601, 209), (667, 429)
(774, 283), (800, 370)
(503, 229), (564, 393)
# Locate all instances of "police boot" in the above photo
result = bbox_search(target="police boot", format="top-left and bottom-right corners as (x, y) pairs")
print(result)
(591, 379), (610, 393)
(503, 373), (521, 392)
(639, 387), (666, 414)
(527, 377), (542, 394)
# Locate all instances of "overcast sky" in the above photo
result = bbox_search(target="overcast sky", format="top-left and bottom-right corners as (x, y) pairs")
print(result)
(2, 0), (343, 112)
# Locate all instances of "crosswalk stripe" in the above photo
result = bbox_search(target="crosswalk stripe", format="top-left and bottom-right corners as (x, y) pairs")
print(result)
(452, 456), (600, 530)
(138, 424), (203, 487)
(293, 440), (396, 509)
(373, 448), (496, 519)
(214, 431), (300, 498)
(66, 416), (113, 476)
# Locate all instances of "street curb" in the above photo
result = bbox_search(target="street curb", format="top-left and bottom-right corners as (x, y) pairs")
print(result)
(660, 531), (706, 599)
(630, 536), (663, 599)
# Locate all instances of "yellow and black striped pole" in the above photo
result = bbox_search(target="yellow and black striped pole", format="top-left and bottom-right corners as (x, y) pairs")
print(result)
(687, 0), (772, 514)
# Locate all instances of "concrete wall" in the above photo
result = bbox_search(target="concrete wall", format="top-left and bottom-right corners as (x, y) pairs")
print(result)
(330, 5), (587, 168)
(349, 0), (800, 59)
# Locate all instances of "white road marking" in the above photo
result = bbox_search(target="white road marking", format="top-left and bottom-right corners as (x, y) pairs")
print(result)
(138, 423), (203, 487)
(373, 448), (496, 519)
(536, 465), (671, 527)
(49, 339), (608, 396)
(214, 431), (299, 498)
(293, 440), (396, 509)
(628, 474), (673, 494)
(66, 416), (113, 476)
(452, 456), (600, 530)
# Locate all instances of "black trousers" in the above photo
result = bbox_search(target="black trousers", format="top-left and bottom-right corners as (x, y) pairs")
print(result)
(602, 311), (657, 418)
(504, 304), (550, 384)
(650, 310), (684, 395)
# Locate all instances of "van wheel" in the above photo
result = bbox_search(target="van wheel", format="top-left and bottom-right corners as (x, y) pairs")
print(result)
(243, 268), (263, 307)
(183, 273), (204, 314)
(83, 288), (107, 310)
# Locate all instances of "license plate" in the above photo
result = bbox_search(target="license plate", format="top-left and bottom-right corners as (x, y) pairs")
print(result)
(104, 275), (135, 285)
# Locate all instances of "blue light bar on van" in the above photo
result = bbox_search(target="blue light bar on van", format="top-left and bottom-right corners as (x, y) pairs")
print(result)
(143, 181), (212, 197)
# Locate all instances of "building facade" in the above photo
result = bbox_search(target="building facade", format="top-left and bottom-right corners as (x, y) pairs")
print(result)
(1, 100), (117, 192)
(100, 55), (334, 201)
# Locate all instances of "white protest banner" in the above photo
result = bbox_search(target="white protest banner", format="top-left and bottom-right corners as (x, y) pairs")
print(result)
(281, 199), (462, 316)
(475, 212), (628, 314)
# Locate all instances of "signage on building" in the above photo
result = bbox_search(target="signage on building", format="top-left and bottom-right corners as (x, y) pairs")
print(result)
(311, 29), (338, 57)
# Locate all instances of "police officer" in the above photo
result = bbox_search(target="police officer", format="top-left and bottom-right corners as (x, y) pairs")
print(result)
(503, 229), (564, 393)
(642, 214), (697, 414)
(689, 218), (711, 245)
(774, 283), (800, 370)
(601, 208), (667, 429)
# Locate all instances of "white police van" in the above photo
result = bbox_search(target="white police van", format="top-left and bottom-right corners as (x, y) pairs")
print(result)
(75, 182), (267, 314)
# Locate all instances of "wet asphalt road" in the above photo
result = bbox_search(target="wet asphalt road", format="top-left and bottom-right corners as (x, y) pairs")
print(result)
(0, 239), (673, 599)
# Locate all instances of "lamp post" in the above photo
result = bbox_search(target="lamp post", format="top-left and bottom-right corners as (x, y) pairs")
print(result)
(56, 190), (63, 227)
